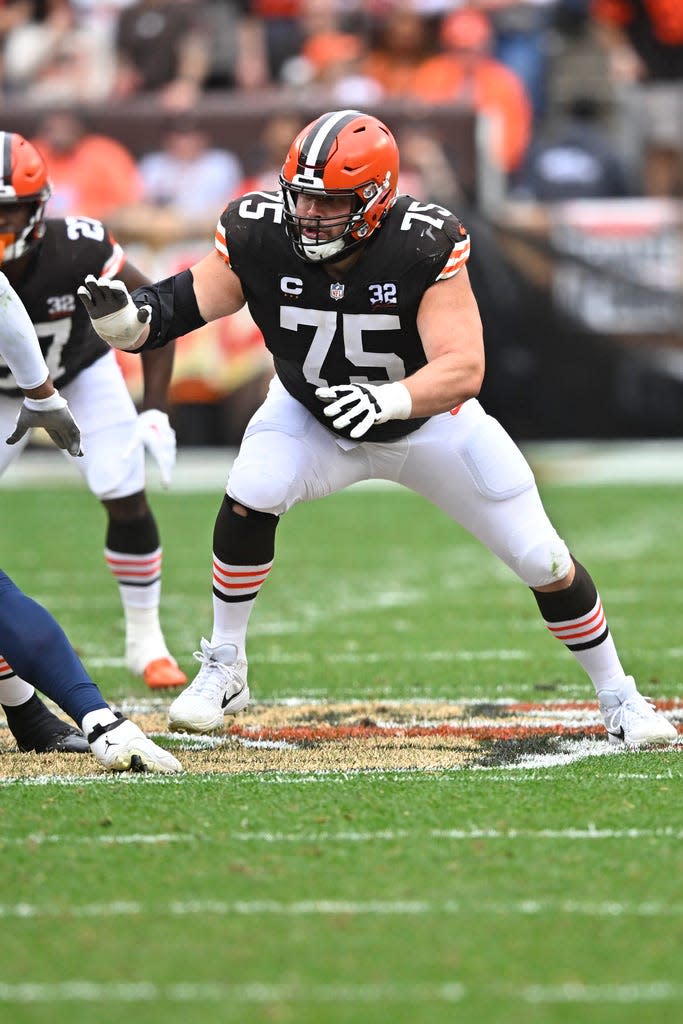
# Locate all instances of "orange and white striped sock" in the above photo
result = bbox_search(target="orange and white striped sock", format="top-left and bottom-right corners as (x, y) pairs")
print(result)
(532, 560), (625, 692)
(0, 656), (35, 706)
(211, 554), (273, 658)
(105, 546), (168, 664)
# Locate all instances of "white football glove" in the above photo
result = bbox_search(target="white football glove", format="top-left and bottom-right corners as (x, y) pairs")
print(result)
(77, 275), (152, 352)
(87, 713), (181, 774)
(124, 409), (177, 488)
(315, 382), (412, 439)
(6, 390), (83, 457)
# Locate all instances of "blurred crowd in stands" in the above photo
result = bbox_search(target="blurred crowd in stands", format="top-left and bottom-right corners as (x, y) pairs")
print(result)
(1, 0), (681, 204)
(1, 0), (681, 443)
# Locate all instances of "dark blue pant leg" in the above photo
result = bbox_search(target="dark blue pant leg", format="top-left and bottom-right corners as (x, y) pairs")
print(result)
(0, 569), (108, 725)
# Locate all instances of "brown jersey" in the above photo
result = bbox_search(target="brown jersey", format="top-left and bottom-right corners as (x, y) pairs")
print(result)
(0, 217), (125, 398)
(216, 191), (470, 442)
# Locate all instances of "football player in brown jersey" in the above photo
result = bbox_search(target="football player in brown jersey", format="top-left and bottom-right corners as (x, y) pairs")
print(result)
(80, 110), (676, 747)
(0, 132), (187, 721)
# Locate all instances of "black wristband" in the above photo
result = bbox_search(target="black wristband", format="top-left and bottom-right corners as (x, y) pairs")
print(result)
(133, 268), (206, 351)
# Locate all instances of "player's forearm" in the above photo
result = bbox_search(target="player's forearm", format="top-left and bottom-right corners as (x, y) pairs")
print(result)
(0, 271), (50, 389)
(140, 343), (176, 412)
(402, 351), (485, 417)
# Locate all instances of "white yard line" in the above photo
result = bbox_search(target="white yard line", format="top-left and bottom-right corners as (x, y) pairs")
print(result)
(0, 979), (680, 1006)
(3, 825), (683, 845)
(0, 980), (466, 1004)
(2, 897), (683, 920)
(523, 981), (683, 1004)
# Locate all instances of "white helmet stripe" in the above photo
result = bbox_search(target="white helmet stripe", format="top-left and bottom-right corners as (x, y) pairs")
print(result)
(298, 109), (362, 175)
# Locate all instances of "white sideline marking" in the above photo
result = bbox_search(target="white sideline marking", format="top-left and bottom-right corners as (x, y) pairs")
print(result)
(0, 979), (680, 1006)
(226, 826), (683, 842)
(2, 898), (683, 921)
(4, 825), (683, 846)
(524, 982), (683, 1004)
(1, 833), (196, 845)
(0, 981), (465, 1004)
(85, 648), (528, 669)
(3, 755), (683, 787)
(6, 441), (683, 489)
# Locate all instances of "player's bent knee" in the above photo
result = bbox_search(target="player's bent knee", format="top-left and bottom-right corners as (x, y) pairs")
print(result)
(513, 537), (572, 588)
(228, 454), (299, 516)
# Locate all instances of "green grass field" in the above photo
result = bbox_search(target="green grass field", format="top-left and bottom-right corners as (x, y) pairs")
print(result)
(2, 461), (683, 1023)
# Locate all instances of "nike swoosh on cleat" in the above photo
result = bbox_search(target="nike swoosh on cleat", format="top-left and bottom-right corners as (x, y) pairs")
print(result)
(608, 727), (625, 740)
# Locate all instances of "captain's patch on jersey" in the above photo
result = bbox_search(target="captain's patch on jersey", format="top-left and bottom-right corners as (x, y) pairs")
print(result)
(280, 275), (303, 296)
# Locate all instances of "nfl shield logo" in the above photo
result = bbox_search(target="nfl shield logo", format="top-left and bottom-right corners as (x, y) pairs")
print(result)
(330, 282), (345, 301)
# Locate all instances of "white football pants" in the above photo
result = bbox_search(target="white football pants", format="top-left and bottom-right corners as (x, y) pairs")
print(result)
(227, 376), (571, 588)
(0, 350), (144, 500)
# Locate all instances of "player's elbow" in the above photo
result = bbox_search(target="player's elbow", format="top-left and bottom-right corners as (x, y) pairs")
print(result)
(460, 348), (485, 401)
(471, 351), (486, 397)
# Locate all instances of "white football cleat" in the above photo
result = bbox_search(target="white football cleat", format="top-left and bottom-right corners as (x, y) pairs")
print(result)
(88, 713), (181, 773)
(598, 682), (678, 746)
(168, 638), (249, 733)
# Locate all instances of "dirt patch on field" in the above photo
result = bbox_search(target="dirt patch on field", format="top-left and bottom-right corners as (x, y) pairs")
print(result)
(0, 698), (627, 780)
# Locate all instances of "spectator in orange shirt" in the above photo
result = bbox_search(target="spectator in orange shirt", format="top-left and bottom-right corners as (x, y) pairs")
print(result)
(31, 110), (144, 221)
(413, 8), (533, 177)
(361, 7), (436, 97)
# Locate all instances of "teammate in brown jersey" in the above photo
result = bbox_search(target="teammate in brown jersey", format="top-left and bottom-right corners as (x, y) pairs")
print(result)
(80, 110), (676, 747)
(0, 134), (186, 752)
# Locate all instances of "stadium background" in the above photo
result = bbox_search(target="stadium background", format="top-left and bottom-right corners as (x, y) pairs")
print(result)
(2, 0), (681, 448)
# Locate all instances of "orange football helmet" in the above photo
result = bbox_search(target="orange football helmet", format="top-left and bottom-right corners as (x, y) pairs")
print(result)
(0, 132), (52, 263)
(279, 110), (399, 263)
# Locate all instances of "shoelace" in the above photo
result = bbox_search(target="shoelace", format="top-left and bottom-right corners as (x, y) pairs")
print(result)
(606, 694), (656, 730)
(189, 649), (237, 700)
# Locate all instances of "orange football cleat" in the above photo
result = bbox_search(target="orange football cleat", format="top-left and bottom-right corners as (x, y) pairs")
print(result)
(143, 657), (187, 690)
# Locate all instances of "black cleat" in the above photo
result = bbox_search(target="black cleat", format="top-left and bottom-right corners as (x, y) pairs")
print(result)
(2, 693), (89, 754)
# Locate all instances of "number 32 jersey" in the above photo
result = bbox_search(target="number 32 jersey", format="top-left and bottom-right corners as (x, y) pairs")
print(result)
(216, 192), (471, 442)
(0, 217), (125, 398)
